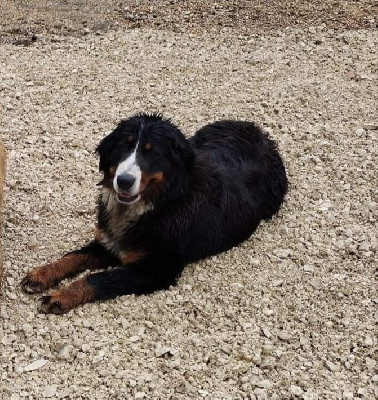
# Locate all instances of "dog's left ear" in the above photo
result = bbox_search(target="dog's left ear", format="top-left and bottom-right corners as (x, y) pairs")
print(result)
(175, 138), (195, 172)
(168, 130), (195, 173)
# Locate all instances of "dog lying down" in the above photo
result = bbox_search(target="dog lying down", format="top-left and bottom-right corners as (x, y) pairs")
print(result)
(22, 113), (288, 314)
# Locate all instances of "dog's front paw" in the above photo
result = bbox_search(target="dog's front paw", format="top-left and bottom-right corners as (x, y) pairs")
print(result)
(38, 278), (95, 314)
(39, 292), (70, 314)
(21, 269), (52, 294)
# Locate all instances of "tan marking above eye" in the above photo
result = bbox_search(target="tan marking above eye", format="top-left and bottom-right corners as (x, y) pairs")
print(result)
(109, 166), (116, 176)
(144, 143), (152, 151)
(126, 135), (134, 143)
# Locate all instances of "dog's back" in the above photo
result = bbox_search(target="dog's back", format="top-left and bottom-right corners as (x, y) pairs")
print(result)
(190, 120), (288, 221)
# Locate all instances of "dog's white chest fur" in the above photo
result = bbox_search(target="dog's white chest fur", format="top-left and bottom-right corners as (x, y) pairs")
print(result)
(99, 189), (151, 256)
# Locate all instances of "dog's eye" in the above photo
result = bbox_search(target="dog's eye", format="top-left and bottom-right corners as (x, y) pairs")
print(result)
(109, 166), (116, 176)
(126, 135), (135, 143)
(144, 143), (152, 151)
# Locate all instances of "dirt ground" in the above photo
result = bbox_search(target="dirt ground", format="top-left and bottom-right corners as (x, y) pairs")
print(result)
(0, 1), (377, 399)
(0, 0), (376, 43)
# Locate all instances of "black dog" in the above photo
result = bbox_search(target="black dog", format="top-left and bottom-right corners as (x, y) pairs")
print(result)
(22, 113), (288, 314)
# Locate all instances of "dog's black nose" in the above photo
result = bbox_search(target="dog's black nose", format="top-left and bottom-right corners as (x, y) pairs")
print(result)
(117, 173), (135, 191)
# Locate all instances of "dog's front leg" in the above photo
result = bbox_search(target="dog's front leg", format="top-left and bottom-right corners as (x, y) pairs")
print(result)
(39, 253), (183, 314)
(21, 241), (119, 294)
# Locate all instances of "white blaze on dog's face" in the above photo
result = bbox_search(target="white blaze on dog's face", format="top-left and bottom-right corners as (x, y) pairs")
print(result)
(113, 140), (142, 204)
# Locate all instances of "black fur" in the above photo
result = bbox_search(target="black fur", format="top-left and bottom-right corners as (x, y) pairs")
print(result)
(81, 113), (288, 302)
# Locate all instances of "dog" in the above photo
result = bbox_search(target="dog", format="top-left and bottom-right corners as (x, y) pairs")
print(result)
(21, 113), (288, 314)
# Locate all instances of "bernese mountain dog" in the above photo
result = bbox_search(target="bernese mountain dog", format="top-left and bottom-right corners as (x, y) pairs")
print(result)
(21, 113), (288, 314)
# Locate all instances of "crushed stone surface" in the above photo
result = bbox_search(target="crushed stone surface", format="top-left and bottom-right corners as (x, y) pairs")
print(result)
(0, 0), (377, 44)
(0, 21), (377, 400)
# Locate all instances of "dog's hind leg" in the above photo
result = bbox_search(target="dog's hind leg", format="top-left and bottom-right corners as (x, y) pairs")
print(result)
(38, 253), (183, 314)
(21, 241), (119, 294)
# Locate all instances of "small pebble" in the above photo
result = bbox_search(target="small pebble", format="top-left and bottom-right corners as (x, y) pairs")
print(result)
(92, 350), (105, 363)
(6, 277), (15, 285)
(42, 385), (57, 398)
(310, 277), (322, 289)
(58, 345), (70, 360)
(325, 360), (340, 372)
(257, 379), (272, 389)
(354, 128), (365, 136)
(155, 344), (170, 357)
(28, 235), (38, 248)
(303, 264), (314, 273)
(24, 359), (48, 372)
(273, 248), (290, 258)
(262, 327), (271, 338)
(81, 343), (91, 352)
(6, 292), (17, 300)
(278, 330), (291, 342)
(254, 388), (268, 400)
(290, 385), (303, 396)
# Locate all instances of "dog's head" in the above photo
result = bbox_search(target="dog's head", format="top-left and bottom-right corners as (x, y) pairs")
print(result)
(96, 113), (195, 205)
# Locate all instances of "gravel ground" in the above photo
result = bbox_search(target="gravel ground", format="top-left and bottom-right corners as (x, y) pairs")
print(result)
(0, 17), (377, 400)
(0, 0), (376, 44)
(0, 137), (5, 284)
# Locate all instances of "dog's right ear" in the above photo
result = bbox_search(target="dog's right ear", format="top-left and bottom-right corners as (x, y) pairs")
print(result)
(95, 132), (116, 173)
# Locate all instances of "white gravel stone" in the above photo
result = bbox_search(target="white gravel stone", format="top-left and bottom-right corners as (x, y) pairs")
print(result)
(155, 344), (170, 357)
(357, 388), (367, 397)
(303, 392), (319, 400)
(92, 350), (105, 363)
(354, 128), (365, 136)
(257, 379), (272, 389)
(6, 276), (15, 285)
(273, 248), (290, 258)
(24, 359), (48, 372)
(303, 264), (314, 273)
(81, 343), (91, 352)
(325, 360), (340, 372)
(254, 388), (268, 400)
(310, 277), (322, 289)
(42, 385), (57, 398)
(277, 330), (292, 342)
(58, 345), (71, 360)
(290, 385), (303, 396)
(28, 235), (38, 248)
(262, 327), (271, 338)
